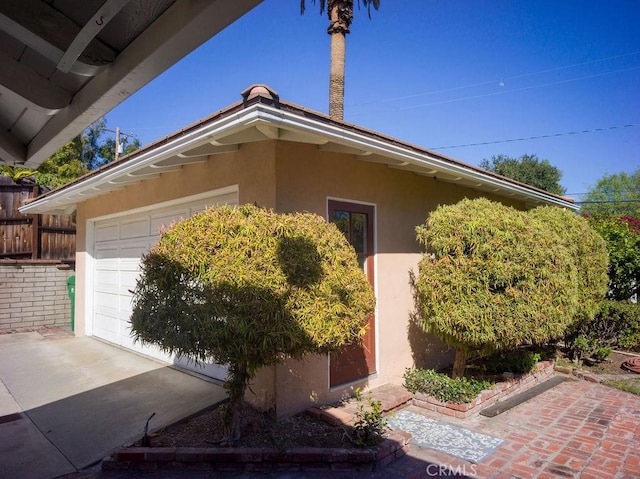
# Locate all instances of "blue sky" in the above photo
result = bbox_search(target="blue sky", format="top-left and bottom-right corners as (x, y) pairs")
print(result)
(105, 0), (639, 199)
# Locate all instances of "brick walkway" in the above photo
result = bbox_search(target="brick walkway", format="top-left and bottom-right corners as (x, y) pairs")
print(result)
(384, 378), (640, 478)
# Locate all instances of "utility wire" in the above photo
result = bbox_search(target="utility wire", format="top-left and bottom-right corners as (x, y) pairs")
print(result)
(576, 199), (640, 204)
(398, 66), (640, 111)
(348, 50), (640, 107)
(430, 124), (640, 150)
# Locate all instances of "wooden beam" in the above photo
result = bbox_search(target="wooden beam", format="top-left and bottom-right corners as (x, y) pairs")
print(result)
(24, 0), (262, 168)
(0, 129), (27, 164)
(57, 0), (130, 73)
(0, 51), (71, 113)
(0, 0), (115, 68)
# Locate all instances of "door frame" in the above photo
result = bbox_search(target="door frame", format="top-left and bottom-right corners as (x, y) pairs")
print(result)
(326, 196), (378, 389)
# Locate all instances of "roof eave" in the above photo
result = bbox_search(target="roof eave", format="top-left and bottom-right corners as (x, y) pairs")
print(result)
(20, 100), (577, 215)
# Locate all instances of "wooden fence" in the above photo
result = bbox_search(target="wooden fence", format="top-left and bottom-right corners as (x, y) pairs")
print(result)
(0, 182), (76, 261)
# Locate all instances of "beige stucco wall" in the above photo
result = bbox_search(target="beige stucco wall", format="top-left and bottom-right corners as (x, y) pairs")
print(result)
(72, 138), (527, 418)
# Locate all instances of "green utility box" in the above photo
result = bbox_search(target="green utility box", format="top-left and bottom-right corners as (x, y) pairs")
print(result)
(66, 276), (75, 331)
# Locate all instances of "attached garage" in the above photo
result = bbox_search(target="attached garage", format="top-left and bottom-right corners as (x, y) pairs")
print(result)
(89, 188), (238, 380)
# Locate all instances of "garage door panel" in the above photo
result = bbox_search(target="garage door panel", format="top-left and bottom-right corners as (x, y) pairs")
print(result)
(94, 312), (120, 345)
(121, 332), (173, 364)
(120, 270), (140, 293)
(119, 239), (152, 260)
(120, 218), (150, 240)
(95, 223), (119, 242)
(94, 290), (119, 308)
(95, 245), (120, 260)
(150, 209), (189, 235)
(92, 190), (237, 380)
(175, 356), (228, 380)
(94, 270), (119, 289)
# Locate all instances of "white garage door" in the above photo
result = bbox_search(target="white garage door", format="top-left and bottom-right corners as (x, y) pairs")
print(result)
(91, 190), (237, 380)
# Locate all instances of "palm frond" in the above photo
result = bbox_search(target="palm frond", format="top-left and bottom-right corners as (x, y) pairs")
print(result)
(300, 1), (380, 18)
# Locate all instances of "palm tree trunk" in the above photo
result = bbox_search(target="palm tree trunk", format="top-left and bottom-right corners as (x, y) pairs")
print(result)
(327, 4), (348, 120)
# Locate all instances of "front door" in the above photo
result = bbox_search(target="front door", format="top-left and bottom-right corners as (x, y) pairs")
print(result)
(328, 200), (376, 387)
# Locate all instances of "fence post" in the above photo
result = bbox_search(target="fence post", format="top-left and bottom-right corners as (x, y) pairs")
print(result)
(30, 185), (40, 260)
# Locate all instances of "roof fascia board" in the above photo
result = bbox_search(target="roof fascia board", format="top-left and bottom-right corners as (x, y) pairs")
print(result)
(20, 106), (263, 214)
(249, 104), (577, 210)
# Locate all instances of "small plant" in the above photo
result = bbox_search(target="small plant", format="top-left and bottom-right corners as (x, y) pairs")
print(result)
(594, 347), (612, 362)
(349, 388), (388, 447)
(571, 335), (591, 363)
(403, 368), (492, 404)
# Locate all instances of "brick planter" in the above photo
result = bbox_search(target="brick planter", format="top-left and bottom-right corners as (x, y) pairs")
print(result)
(103, 431), (412, 472)
(412, 359), (555, 418)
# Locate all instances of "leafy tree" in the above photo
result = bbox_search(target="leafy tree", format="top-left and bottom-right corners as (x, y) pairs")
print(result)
(0, 118), (139, 188)
(0, 138), (87, 189)
(130, 204), (375, 442)
(580, 167), (640, 218)
(480, 154), (566, 195)
(35, 138), (88, 187)
(413, 198), (608, 377)
(98, 136), (141, 165)
(301, 0), (380, 120)
(81, 119), (140, 169)
(588, 216), (640, 301)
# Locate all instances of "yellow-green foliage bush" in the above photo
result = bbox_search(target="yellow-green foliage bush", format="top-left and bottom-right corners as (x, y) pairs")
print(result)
(414, 198), (608, 373)
(130, 204), (375, 441)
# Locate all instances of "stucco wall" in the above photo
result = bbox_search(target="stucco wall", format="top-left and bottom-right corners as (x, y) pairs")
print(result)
(0, 263), (73, 331)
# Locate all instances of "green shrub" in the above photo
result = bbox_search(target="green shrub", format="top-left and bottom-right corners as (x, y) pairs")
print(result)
(619, 304), (640, 351)
(529, 206), (609, 323)
(482, 349), (542, 374)
(413, 198), (608, 376)
(588, 215), (640, 301)
(403, 368), (492, 404)
(130, 204), (375, 442)
(566, 300), (640, 358)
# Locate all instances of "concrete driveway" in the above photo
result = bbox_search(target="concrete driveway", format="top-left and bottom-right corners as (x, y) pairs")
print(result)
(0, 329), (227, 479)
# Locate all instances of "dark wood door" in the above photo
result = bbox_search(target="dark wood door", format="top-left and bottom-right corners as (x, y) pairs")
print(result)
(328, 200), (376, 387)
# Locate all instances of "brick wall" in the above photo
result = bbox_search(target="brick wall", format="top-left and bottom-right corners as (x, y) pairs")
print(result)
(0, 263), (73, 331)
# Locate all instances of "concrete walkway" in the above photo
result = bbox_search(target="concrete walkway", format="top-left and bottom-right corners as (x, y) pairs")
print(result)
(0, 329), (227, 479)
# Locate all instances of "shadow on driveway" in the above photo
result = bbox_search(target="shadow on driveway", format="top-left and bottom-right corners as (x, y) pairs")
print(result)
(0, 332), (227, 479)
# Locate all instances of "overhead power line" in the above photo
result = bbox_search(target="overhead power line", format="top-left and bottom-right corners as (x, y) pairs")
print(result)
(399, 66), (640, 111)
(576, 199), (640, 204)
(430, 124), (640, 150)
(348, 50), (640, 109)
